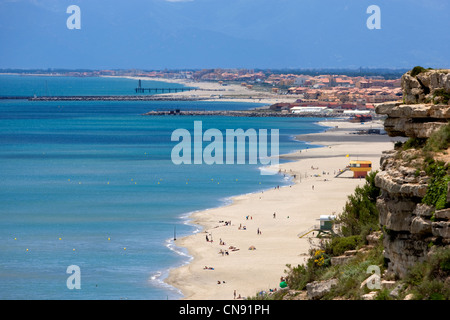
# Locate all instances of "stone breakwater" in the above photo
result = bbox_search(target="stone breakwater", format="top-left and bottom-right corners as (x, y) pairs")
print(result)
(27, 95), (209, 101)
(143, 110), (344, 117)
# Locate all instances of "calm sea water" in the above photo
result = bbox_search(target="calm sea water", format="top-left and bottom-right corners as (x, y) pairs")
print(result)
(0, 75), (325, 300)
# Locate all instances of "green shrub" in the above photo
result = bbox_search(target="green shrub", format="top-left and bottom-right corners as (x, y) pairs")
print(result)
(402, 137), (426, 150)
(423, 123), (450, 152)
(414, 280), (449, 300)
(410, 66), (427, 77)
(337, 171), (380, 237)
(327, 235), (362, 256)
(284, 264), (312, 291)
(422, 161), (450, 210)
(405, 247), (450, 300)
(428, 246), (450, 278)
(394, 141), (404, 150)
(433, 89), (450, 105)
(375, 289), (394, 300)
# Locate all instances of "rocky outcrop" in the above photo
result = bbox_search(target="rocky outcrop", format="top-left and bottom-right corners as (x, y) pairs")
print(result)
(376, 69), (450, 138)
(401, 68), (450, 105)
(374, 69), (450, 279)
(375, 148), (450, 278)
(375, 152), (433, 277)
(375, 102), (450, 138)
(306, 279), (338, 300)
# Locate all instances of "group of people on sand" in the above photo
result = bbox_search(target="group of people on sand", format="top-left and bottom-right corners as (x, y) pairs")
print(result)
(238, 224), (247, 230)
(218, 249), (229, 256)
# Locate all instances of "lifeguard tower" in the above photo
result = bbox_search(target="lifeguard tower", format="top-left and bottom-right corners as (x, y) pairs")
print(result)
(349, 160), (372, 178)
(298, 215), (336, 238)
(335, 160), (372, 178)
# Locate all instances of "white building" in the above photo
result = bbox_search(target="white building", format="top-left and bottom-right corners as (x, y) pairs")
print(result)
(342, 110), (371, 115)
(291, 106), (330, 114)
(294, 76), (310, 86)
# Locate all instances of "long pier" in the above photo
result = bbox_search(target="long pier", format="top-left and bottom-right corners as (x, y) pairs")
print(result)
(134, 79), (224, 93)
(135, 87), (196, 93)
(135, 78), (195, 93)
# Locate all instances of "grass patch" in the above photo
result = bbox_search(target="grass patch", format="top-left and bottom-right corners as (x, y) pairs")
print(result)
(422, 160), (450, 210)
(404, 247), (450, 300)
(423, 123), (450, 152)
(402, 137), (427, 150)
(433, 88), (450, 105)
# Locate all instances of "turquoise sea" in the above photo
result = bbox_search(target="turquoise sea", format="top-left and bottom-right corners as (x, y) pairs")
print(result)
(0, 75), (325, 299)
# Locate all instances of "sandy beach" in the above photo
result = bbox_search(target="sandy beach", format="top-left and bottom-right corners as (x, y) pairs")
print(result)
(104, 75), (299, 106)
(165, 119), (401, 300)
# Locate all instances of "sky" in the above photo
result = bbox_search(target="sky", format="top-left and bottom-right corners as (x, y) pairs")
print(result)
(0, 0), (449, 70)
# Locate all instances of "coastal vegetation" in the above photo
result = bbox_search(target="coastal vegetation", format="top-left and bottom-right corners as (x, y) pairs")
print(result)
(410, 66), (430, 77)
(252, 172), (386, 300)
(253, 169), (450, 300)
(404, 246), (450, 300)
(395, 123), (450, 210)
(250, 67), (450, 300)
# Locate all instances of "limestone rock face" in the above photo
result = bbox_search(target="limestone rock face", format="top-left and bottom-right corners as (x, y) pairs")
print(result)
(374, 150), (450, 278)
(376, 69), (450, 138)
(306, 279), (338, 300)
(375, 103), (450, 138)
(401, 69), (450, 104)
(374, 69), (450, 279)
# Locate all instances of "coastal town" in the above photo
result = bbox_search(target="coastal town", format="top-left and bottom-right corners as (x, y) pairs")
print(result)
(126, 68), (402, 120)
(2, 68), (404, 120)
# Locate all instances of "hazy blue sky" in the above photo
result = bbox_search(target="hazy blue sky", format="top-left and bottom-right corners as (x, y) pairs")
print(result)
(0, 0), (449, 69)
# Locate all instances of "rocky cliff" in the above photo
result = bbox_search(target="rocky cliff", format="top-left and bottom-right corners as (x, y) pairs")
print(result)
(402, 68), (450, 105)
(374, 68), (450, 279)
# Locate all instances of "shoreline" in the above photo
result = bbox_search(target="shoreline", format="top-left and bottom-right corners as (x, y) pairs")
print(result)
(0, 73), (300, 105)
(164, 119), (399, 300)
(101, 75), (300, 105)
